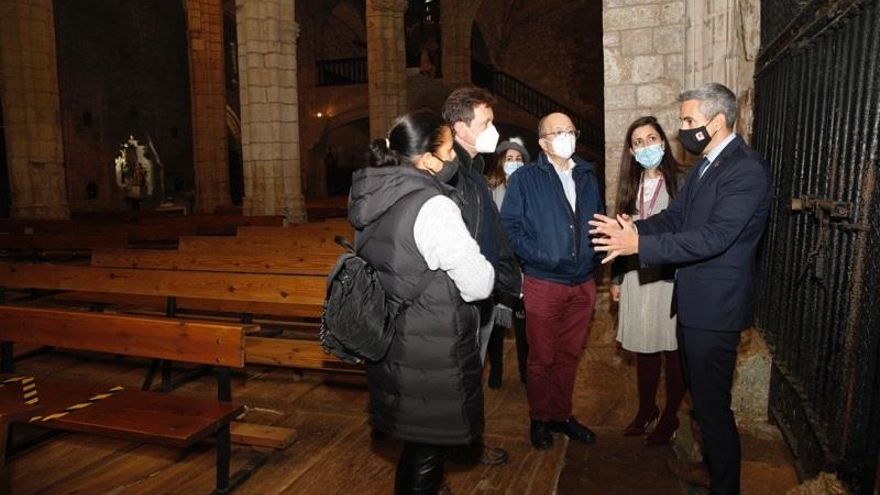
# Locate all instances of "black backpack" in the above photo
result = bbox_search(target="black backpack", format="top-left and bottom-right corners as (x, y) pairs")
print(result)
(320, 235), (421, 364)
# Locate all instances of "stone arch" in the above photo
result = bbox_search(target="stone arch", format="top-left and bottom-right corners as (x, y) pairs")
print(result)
(306, 107), (370, 198)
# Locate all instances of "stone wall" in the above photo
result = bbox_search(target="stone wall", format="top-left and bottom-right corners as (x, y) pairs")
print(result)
(0, 0), (68, 218)
(684, 0), (760, 139)
(602, 0), (687, 215)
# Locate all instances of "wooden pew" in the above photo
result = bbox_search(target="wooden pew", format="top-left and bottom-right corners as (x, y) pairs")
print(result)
(0, 262), (355, 373)
(91, 248), (338, 276)
(0, 233), (129, 251)
(177, 235), (344, 254)
(236, 221), (353, 239)
(0, 219), (79, 234)
(0, 305), (252, 493)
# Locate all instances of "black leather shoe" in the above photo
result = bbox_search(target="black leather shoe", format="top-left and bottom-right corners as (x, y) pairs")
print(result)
(530, 420), (553, 449)
(548, 416), (596, 444)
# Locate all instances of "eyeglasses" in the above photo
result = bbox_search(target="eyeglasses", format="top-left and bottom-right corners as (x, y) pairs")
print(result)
(541, 129), (580, 140)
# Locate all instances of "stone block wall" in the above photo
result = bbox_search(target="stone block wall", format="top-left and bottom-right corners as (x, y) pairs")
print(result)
(603, 0), (687, 215)
(0, 0), (67, 218)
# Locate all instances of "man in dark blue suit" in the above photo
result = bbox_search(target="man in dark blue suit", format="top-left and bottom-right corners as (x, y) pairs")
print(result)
(589, 83), (771, 494)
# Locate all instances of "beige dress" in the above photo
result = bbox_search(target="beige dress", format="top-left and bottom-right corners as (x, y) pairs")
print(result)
(616, 177), (678, 353)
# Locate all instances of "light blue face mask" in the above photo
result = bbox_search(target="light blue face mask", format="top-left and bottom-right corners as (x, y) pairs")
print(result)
(503, 161), (524, 177)
(633, 143), (664, 169)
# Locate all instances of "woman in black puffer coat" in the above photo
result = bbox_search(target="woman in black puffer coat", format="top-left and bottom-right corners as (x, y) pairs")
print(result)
(348, 109), (494, 495)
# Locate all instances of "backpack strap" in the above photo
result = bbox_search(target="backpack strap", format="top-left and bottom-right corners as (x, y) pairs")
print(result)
(334, 235), (356, 253)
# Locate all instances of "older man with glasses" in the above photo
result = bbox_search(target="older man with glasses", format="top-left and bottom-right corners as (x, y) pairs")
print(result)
(500, 112), (605, 450)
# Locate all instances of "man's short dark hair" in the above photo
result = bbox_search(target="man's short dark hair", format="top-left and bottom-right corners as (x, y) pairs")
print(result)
(678, 83), (738, 128)
(442, 86), (497, 126)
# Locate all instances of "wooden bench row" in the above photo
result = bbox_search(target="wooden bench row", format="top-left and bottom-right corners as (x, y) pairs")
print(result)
(0, 305), (251, 493)
(0, 262), (354, 372)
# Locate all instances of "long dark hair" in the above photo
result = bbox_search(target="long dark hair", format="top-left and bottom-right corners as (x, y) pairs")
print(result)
(367, 109), (449, 168)
(615, 116), (681, 215)
(486, 152), (507, 188)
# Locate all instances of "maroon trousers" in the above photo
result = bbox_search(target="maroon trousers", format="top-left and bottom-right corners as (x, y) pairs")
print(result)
(522, 275), (597, 422)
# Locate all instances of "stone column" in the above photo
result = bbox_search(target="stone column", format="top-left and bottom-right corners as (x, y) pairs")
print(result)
(0, 0), (68, 218)
(440, 0), (476, 87)
(185, 0), (230, 212)
(366, 0), (408, 139)
(236, 0), (306, 222)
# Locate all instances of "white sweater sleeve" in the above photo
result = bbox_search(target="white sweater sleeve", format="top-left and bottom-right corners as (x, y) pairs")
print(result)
(413, 195), (495, 302)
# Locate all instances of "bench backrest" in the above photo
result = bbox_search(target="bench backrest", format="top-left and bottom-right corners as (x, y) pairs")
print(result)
(0, 233), (129, 250)
(0, 262), (326, 307)
(0, 305), (250, 368)
(236, 224), (353, 238)
(177, 235), (343, 254)
(91, 248), (337, 276)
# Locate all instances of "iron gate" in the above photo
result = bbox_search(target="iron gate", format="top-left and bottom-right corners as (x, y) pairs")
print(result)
(752, 0), (880, 493)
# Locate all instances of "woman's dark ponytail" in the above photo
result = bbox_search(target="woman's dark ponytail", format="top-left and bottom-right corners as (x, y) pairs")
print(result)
(368, 138), (402, 168)
(365, 109), (446, 169)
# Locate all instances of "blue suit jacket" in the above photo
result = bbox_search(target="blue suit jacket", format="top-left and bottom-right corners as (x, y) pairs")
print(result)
(635, 135), (771, 332)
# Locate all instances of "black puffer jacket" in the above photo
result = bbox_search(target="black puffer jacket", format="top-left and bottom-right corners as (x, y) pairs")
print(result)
(348, 166), (484, 446)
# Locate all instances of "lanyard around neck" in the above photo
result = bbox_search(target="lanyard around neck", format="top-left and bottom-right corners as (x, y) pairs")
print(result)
(639, 173), (664, 219)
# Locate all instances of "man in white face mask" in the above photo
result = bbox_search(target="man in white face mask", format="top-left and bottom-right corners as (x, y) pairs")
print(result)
(500, 112), (605, 450)
(441, 87), (523, 467)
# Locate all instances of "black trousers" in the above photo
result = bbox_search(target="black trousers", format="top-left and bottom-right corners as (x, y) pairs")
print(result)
(679, 325), (742, 495)
(486, 308), (528, 383)
(395, 441), (447, 495)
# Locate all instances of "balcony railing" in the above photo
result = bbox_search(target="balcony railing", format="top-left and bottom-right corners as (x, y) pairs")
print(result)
(316, 57), (367, 86)
(473, 59), (603, 152)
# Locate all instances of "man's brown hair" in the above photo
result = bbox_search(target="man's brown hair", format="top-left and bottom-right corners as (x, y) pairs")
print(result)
(442, 86), (497, 127)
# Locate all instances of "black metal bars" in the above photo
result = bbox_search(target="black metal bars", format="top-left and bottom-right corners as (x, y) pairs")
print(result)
(753, 0), (880, 492)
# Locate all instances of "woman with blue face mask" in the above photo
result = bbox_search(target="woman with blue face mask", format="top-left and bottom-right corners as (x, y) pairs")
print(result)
(483, 137), (531, 389)
(611, 116), (686, 445)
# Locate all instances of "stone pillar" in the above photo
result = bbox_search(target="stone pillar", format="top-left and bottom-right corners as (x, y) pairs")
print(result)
(0, 0), (68, 218)
(185, 0), (230, 212)
(684, 0), (760, 138)
(366, 0), (408, 139)
(602, 0), (686, 215)
(440, 0), (477, 87)
(236, 0), (306, 222)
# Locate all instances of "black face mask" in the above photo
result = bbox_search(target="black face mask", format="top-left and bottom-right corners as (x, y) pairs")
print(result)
(431, 155), (459, 183)
(678, 125), (713, 155)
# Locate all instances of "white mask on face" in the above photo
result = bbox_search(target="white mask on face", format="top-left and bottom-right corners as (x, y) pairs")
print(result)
(551, 133), (576, 160)
(474, 124), (500, 153)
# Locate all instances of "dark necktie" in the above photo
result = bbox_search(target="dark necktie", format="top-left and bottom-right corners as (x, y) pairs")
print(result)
(697, 157), (712, 180)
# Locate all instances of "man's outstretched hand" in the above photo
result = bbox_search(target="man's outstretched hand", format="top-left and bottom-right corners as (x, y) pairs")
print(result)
(588, 213), (639, 264)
